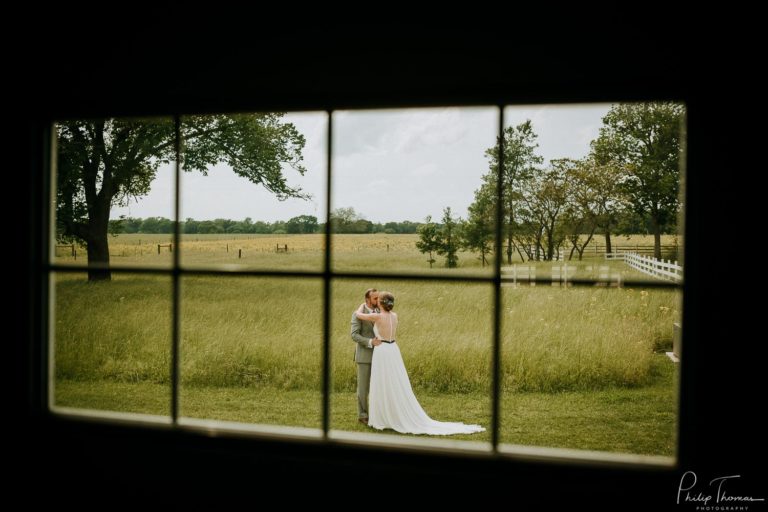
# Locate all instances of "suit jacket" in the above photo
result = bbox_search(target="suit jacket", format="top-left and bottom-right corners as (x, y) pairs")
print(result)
(351, 305), (377, 363)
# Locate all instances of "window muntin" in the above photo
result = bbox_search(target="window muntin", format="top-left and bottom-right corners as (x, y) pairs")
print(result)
(47, 103), (684, 465)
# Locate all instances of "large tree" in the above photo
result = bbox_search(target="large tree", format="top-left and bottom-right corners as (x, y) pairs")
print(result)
(477, 120), (543, 263)
(561, 159), (599, 261)
(56, 114), (308, 280)
(415, 215), (440, 268)
(580, 157), (626, 254)
(592, 103), (685, 259)
(286, 215), (319, 234)
(330, 207), (372, 233)
(532, 159), (572, 261)
(461, 187), (495, 267)
(436, 207), (460, 268)
(563, 157), (625, 259)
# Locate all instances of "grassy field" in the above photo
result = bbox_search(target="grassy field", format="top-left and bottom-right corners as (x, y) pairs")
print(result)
(54, 275), (679, 391)
(55, 354), (676, 454)
(52, 233), (681, 456)
(53, 233), (682, 276)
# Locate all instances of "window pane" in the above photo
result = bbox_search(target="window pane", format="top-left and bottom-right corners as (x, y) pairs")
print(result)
(179, 276), (322, 429)
(179, 112), (327, 271)
(501, 103), (685, 285)
(54, 117), (176, 270)
(331, 108), (498, 276)
(330, 278), (492, 445)
(51, 272), (171, 418)
(500, 285), (681, 456)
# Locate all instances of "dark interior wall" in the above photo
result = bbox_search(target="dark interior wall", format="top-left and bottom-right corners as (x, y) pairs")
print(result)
(11, 28), (765, 505)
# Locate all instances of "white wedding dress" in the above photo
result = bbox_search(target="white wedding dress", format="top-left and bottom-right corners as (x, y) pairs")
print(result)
(367, 313), (485, 435)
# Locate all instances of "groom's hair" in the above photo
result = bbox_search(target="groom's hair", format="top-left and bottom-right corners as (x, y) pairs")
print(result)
(365, 288), (378, 299)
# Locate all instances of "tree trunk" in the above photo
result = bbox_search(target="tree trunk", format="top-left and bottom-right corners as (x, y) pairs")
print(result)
(651, 215), (662, 260)
(86, 207), (112, 281)
(604, 232), (612, 254)
(506, 207), (514, 264)
(546, 223), (555, 261)
(577, 231), (594, 261)
(511, 240), (525, 262)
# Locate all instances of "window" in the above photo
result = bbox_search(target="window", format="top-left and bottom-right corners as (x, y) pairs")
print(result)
(47, 103), (684, 464)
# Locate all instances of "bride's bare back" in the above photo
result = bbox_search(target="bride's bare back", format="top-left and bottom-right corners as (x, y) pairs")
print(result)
(374, 312), (398, 341)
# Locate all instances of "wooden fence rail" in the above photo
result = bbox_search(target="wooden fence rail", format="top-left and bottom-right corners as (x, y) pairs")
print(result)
(592, 244), (678, 254)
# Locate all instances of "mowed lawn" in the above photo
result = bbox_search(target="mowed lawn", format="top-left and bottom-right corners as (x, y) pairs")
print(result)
(55, 353), (676, 455)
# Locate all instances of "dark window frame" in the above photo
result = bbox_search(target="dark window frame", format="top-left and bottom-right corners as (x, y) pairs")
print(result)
(42, 106), (683, 466)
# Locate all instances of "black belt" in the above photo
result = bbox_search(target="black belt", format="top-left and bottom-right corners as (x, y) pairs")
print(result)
(381, 339), (396, 344)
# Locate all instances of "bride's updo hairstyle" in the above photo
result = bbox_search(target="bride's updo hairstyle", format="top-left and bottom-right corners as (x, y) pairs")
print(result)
(379, 292), (395, 311)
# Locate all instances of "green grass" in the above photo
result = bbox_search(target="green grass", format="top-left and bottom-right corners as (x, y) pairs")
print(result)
(54, 353), (676, 455)
(52, 233), (681, 456)
(54, 275), (680, 393)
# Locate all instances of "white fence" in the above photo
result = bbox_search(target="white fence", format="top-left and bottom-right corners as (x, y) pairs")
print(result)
(501, 264), (578, 286)
(501, 265), (537, 286)
(607, 251), (683, 283)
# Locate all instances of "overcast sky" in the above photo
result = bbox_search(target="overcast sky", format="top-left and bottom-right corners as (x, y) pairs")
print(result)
(111, 104), (612, 223)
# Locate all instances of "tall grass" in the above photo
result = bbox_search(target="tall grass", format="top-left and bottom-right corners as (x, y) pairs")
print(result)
(54, 274), (679, 393)
(502, 287), (677, 392)
(54, 273), (172, 383)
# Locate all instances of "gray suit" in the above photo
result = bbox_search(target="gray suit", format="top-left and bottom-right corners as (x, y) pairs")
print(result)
(351, 305), (377, 419)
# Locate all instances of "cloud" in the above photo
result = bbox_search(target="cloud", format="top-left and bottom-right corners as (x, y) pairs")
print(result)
(411, 162), (438, 177)
(111, 105), (612, 223)
(383, 109), (468, 153)
(334, 108), (471, 157)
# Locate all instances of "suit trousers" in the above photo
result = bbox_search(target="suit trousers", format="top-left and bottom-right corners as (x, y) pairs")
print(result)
(356, 362), (371, 419)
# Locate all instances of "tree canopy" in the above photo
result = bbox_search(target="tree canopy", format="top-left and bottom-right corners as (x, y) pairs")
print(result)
(592, 103), (685, 258)
(57, 114), (308, 280)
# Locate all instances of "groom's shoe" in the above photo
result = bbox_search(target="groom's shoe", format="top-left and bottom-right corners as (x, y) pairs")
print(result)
(358, 417), (368, 426)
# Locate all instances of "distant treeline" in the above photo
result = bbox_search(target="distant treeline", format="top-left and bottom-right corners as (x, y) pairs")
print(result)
(110, 205), (662, 239)
(109, 210), (421, 235)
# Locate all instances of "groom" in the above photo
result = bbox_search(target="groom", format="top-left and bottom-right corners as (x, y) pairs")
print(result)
(350, 288), (381, 425)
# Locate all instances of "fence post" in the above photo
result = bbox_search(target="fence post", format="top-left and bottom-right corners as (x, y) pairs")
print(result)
(239, 249), (242, 259)
(226, 244), (228, 253)
(157, 244), (160, 255)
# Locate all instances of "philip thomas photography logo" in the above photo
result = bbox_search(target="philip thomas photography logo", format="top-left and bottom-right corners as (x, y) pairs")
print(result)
(677, 471), (764, 510)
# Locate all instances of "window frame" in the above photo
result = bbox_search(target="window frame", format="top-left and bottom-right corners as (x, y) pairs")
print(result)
(42, 106), (684, 469)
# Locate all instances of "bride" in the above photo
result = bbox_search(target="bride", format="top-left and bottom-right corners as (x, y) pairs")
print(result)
(355, 291), (485, 435)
